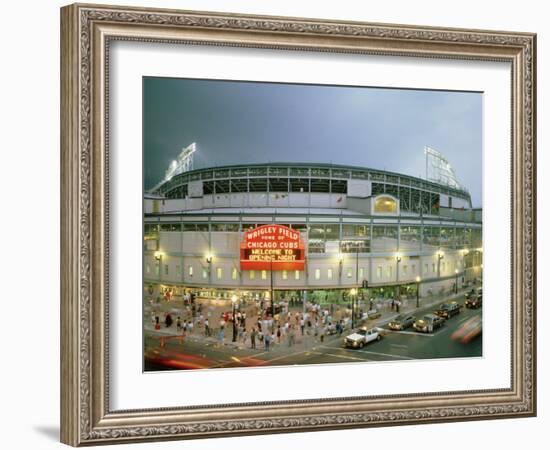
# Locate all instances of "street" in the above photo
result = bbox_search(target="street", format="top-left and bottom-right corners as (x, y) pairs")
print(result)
(144, 291), (482, 371)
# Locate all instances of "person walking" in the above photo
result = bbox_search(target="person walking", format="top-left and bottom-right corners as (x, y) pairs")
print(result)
(300, 317), (305, 336)
(204, 318), (210, 337)
(264, 332), (271, 351)
(288, 325), (295, 348)
(250, 328), (257, 349)
(277, 325), (282, 344)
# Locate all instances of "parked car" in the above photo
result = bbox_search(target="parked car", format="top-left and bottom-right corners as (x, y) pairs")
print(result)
(388, 314), (416, 331)
(413, 314), (445, 333)
(435, 301), (461, 319)
(344, 327), (382, 348)
(465, 294), (483, 309)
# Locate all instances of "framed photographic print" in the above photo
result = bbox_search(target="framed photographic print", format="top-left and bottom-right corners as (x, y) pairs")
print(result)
(60, 3), (536, 446)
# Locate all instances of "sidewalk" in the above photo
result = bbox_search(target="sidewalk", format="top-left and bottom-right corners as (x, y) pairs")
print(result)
(144, 286), (476, 353)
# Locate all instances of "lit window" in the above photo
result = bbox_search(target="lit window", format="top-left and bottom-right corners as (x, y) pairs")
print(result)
(232, 268), (238, 280)
(249, 270), (255, 280)
(216, 267), (223, 279)
(327, 268), (333, 280)
(282, 270), (288, 280)
(314, 269), (321, 280)
(377, 266), (383, 279)
(146, 264), (150, 274)
(358, 268), (364, 280)
(261, 270), (267, 280)
(373, 196), (398, 214)
(346, 267), (353, 278)
(295, 270), (300, 280)
(188, 265), (193, 276)
(202, 268), (208, 279)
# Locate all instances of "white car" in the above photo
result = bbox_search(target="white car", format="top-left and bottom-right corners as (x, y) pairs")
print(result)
(344, 327), (381, 348)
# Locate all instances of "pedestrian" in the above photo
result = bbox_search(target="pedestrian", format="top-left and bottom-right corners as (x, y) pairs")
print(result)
(204, 318), (210, 336)
(165, 313), (173, 328)
(300, 317), (305, 336)
(264, 332), (271, 351)
(277, 325), (282, 343)
(288, 325), (295, 347)
(176, 316), (182, 331)
(241, 327), (248, 345)
(250, 328), (257, 349)
(320, 326), (325, 343)
(396, 300), (400, 313)
(187, 319), (194, 334)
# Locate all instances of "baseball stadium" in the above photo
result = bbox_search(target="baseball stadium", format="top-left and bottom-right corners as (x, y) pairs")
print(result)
(143, 144), (482, 308)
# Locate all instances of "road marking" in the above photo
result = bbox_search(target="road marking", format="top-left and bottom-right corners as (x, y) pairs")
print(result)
(390, 344), (408, 349)
(309, 351), (369, 362)
(358, 350), (414, 360)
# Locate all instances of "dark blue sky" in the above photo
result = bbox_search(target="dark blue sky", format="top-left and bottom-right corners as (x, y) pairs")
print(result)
(143, 77), (482, 206)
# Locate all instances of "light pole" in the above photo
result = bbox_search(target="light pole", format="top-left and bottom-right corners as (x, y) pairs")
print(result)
(154, 251), (162, 284)
(454, 268), (459, 294)
(415, 276), (421, 308)
(205, 253), (213, 284)
(350, 288), (357, 329)
(231, 294), (238, 342)
(396, 255), (402, 297)
(437, 251), (444, 278)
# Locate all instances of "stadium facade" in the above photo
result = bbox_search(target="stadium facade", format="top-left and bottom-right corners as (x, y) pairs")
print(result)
(144, 159), (482, 304)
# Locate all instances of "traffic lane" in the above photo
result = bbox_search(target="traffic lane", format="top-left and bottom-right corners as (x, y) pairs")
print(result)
(379, 306), (482, 359)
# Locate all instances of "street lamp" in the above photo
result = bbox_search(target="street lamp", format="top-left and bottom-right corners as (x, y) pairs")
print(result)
(396, 255), (402, 296)
(454, 268), (459, 294)
(415, 276), (421, 308)
(437, 251), (444, 278)
(231, 294), (238, 342)
(350, 288), (357, 329)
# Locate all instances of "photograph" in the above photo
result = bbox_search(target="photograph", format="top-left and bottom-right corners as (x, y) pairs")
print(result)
(142, 78), (484, 371)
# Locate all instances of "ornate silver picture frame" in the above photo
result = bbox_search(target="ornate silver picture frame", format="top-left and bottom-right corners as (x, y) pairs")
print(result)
(60, 3), (536, 446)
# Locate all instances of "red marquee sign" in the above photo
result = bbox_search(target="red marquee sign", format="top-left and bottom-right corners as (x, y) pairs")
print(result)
(240, 224), (305, 271)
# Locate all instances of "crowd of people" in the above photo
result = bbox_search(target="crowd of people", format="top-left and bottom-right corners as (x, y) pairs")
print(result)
(149, 294), (360, 351)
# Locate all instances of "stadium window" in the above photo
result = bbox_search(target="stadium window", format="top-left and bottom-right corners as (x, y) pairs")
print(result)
(176, 265), (182, 277)
(216, 267), (223, 279)
(188, 265), (193, 276)
(314, 269), (321, 280)
(432, 263), (436, 273)
(412, 264), (416, 274)
(374, 196), (398, 214)
(282, 270), (288, 280)
(424, 264), (428, 274)
(202, 268), (208, 279)
(164, 265), (169, 275)
(358, 268), (364, 279)
(402, 265), (408, 275)
(327, 268), (333, 280)
(386, 266), (392, 278)
(145, 264), (150, 274)
(346, 267), (353, 278)
(232, 268), (238, 280)
(249, 271), (255, 280)
(295, 270), (300, 280)
(377, 266), (383, 279)
(261, 270), (267, 280)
